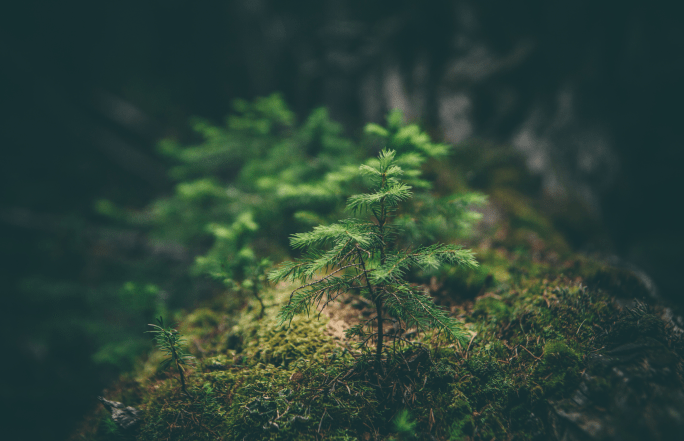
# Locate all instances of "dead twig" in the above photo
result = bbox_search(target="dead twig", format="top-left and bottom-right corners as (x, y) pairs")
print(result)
(520, 345), (542, 361)
(576, 319), (587, 335)
(465, 333), (477, 359)
(317, 408), (327, 434)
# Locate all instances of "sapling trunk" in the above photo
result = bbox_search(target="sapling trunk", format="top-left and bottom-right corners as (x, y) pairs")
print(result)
(357, 247), (384, 369)
(375, 296), (384, 369)
(374, 190), (387, 370)
(171, 347), (191, 397)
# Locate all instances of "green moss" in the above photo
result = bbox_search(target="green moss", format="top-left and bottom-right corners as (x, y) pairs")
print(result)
(241, 312), (338, 368)
(534, 339), (582, 398)
(473, 296), (511, 325)
(76, 247), (639, 441)
(119, 288), (384, 440)
(181, 307), (225, 343)
(185, 307), (222, 329)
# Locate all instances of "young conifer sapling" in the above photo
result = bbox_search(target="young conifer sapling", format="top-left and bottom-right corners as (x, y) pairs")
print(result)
(147, 317), (195, 397)
(269, 149), (478, 369)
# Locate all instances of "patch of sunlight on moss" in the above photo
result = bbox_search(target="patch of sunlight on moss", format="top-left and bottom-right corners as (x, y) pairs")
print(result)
(235, 285), (340, 368)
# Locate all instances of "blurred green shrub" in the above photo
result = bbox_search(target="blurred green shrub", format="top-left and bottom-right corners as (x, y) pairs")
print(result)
(100, 94), (486, 294)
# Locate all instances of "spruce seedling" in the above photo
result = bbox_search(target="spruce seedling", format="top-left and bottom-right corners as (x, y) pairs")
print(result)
(269, 149), (478, 369)
(147, 317), (194, 397)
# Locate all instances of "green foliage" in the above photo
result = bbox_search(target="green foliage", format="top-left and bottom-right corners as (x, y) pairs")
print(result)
(147, 317), (195, 397)
(392, 409), (418, 439)
(534, 339), (582, 397)
(365, 109), (450, 189)
(235, 258), (272, 318)
(100, 95), (485, 300)
(270, 149), (478, 367)
(208, 257), (273, 319)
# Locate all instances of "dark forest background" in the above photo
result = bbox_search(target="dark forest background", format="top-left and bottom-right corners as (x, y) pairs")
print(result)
(1, 1), (683, 439)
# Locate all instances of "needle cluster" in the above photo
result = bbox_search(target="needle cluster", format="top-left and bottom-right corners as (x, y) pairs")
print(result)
(269, 149), (478, 368)
(147, 317), (195, 397)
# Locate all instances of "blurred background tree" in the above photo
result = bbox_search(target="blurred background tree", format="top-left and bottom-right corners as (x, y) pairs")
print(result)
(1, 0), (682, 439)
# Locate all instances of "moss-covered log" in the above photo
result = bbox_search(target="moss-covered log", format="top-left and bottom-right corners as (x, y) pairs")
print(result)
(72, 191), (684, 440)
(71, 100), (684, 441)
